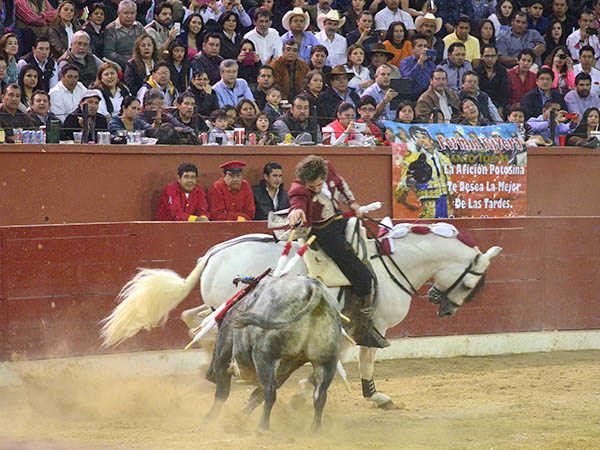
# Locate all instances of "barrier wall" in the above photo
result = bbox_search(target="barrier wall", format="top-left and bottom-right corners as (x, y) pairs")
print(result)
(1, 217), (598, 361)
(1, 145), (600, 226)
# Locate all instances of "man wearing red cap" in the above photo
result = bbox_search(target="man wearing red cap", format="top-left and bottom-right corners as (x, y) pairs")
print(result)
(156, 162), (209, 221)
(207, 160), (256, 221)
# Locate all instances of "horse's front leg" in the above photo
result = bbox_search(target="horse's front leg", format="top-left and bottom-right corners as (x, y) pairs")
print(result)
(359, 346), (395, 410)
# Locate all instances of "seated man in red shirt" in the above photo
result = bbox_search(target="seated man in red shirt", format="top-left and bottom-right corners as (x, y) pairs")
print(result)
(207, 160), (256, 221)
(155, 162), (209, 221)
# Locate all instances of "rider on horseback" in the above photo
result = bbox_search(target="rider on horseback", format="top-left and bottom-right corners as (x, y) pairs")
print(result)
(287, 155), (390, 348)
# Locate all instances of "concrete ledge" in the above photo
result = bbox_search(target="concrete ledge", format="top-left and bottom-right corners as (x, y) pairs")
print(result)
(2, 330), (599, 387)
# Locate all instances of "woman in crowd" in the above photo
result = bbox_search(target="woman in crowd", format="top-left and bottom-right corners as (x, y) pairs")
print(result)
(344, 44), (373, 95)
(178, 13), (205, 60)
(82, 2), (106, 58)
(476, 19), (496, 49)
(383, 21), (412, 67)
(249, 111), (279, 144)
(222, 104), (238, 129)
(236, 39), (261, 85)
(300, 69), (328, 127)
(124, 34), (159, 97)
(17, 64), (42, 112)
(395, 100), (416, 124)
(217, 11), (242, 60)
(322, 102), (358, 145)
(235, 98), (259, 129)
(542, 20), (567, 63)
(458, 98), (489, 126)
(0, 33), (19, 83)
(568, 107), (600, 146)
(543, 46), (575, 95)
(488, 0), (515, 38)
(342, 0), (366, 35)
(92, 62), (131, 118)
(188, 69), (219, 119)
(163, 39), (191, 94)
(108, 95), (152, 134)
(47, 0), (79, 58)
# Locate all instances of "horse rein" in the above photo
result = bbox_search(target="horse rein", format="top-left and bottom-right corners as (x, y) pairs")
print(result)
(361, 216), (486, 306)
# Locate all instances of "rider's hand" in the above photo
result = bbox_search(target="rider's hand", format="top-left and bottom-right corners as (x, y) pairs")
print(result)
(350, 201), (363, 217)
(288, 209), (306, 227)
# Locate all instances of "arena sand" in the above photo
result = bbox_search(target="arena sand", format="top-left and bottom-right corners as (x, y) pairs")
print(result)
(1, 350), (599, 450)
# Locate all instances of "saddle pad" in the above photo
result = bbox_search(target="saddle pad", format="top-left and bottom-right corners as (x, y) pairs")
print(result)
(302, 218), (369, 287)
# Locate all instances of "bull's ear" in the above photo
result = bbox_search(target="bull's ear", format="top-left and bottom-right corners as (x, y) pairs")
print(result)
(484, 246), (502, 259)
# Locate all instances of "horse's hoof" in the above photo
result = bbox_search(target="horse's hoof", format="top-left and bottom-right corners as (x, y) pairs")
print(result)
(377, 399), (396, 410)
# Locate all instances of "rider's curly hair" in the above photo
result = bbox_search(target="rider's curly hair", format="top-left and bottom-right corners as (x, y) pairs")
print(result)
(296, 155), (328, 184)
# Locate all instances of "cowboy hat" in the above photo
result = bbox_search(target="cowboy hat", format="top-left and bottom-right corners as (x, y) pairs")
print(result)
(324, 65), (355, 83)
(415, 13), (443, 34)
(317, 10), (346, 30)
(366, 43), (395, 61)
(282, 7), (310, 31)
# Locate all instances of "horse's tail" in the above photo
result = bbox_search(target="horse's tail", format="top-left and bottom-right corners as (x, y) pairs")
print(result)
(235, 283), (323, 330)
(100, 255), (209, 348)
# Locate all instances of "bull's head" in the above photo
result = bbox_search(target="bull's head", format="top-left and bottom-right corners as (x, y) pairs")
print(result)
(428, 246), (502, 317)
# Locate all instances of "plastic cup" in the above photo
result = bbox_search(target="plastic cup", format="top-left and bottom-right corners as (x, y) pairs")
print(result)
(73, 131), (83, 144)
(558, 135), (567, 146)
(234, 127), (245, 145)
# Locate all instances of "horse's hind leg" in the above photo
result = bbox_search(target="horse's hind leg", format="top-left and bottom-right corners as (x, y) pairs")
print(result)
(311, 360), (336, 431)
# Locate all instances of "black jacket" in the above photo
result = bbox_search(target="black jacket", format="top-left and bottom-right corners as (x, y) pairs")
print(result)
(319, 86), (361, 122)
(60, 107), (108, 141)
(475, 62), (509, 110)
(520, 88), (567, 120)
(190, 52), (223, 85)
(189, 84), (219, 119)
(251, 179), (290, 220)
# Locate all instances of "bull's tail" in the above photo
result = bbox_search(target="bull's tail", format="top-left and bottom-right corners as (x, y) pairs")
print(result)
(100, 255), (209, 348)
(235, 284), (323, 330)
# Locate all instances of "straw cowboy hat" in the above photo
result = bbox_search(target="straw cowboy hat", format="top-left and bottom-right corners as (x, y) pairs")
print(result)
(415, 13), (443, 34)
(366, 43), (395, 61)
(325, 65), (355, 83)
(317, 10), (346, 30)
(282, 7), (310, 31)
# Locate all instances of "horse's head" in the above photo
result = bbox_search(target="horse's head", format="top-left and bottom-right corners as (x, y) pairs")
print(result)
(428, 246), (502, 317)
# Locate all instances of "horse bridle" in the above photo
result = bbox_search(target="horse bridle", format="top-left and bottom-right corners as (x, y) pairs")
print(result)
(362, 216), (486, 307)
(427, 253), (487, 308)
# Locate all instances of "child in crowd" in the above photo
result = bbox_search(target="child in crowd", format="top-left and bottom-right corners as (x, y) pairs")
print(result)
(208, 109), (229, 144)
(251, 112), (279, 145)
(263, 86), (283, 120)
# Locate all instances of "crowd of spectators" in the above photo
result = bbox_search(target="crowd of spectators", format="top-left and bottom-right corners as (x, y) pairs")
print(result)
(2, 0), (600, 145)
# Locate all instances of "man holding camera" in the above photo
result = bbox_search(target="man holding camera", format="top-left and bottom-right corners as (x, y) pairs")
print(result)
(346, 11), (380, 53)
(566, 9), (600, 63)
(526, 101), (577, 145)
(400, 33), (436, 98)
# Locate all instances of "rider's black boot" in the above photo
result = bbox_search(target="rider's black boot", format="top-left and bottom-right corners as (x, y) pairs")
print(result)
(342, 295), (390, 349)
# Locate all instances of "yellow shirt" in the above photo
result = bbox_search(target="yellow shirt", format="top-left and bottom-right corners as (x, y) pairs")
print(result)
(442, 34), (481, 63)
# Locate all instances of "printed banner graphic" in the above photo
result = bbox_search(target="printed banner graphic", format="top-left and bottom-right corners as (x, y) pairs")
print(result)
(388, 122), (527, 219)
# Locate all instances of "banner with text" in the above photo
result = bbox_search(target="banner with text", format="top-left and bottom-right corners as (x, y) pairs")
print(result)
(387, 122), (527, 219)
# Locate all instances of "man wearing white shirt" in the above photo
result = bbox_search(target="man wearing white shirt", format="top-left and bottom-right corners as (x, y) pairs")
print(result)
(17, 37), (59, 92)
(573, 45), (600, 96)
(243, 9), (282, 64)
(374, 0), (415, 40)
(315, 10), (347, 67)
(566, 9), (600, 63)
(49, 63), (87, 123)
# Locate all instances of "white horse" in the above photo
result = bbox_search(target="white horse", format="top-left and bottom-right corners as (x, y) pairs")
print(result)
(101, 222), (501, 409)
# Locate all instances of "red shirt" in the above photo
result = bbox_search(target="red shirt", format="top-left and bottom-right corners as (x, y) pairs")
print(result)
(207, 179), (255, 221)
(507, 66), (537, 105)
(155, 182), (209, 221)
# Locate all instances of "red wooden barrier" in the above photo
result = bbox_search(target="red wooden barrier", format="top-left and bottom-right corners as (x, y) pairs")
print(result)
(1, 218), (598, 361)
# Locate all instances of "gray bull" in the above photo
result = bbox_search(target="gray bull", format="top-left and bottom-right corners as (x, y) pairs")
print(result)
(205, 275), (341, 431)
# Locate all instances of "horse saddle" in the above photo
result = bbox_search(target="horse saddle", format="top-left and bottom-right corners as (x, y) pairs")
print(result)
(302, 217), (372, 287)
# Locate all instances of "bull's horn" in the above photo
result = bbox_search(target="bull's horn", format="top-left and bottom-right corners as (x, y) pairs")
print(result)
(198, 309), (212, 318)
(339, 313), (351, 323)
(341, 328), (356, 346)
